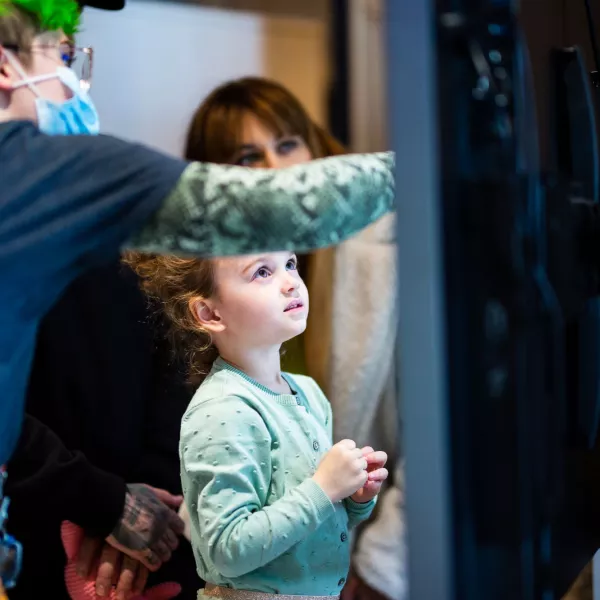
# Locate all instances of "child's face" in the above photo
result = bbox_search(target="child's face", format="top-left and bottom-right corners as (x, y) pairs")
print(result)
(209, 251), (309, 349)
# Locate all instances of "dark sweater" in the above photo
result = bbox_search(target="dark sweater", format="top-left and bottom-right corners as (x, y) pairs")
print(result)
(5, 261), (201, 599)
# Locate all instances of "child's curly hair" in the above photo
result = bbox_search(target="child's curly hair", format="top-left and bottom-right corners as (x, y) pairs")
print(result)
(123, 252), (219, 381)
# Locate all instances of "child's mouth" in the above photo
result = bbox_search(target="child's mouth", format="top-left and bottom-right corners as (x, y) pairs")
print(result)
(284, 300), (304, 312)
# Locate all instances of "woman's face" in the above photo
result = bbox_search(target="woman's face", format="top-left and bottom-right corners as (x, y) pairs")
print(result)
(232, 112), (313, 169)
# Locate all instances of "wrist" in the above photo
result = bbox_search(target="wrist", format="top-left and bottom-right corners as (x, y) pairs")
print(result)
(311, 475), (339, 503)
(349, 494), (372, 504)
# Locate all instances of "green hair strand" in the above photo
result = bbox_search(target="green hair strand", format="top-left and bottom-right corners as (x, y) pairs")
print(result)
(0, 0), (81, 36)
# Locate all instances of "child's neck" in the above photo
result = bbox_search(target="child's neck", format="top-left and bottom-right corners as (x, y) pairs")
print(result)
(220, 345), (290, 395)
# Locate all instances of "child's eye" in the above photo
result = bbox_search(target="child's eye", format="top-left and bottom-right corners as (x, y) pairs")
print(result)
(286, 259), (298, 271)
(253, 267), (271, 280)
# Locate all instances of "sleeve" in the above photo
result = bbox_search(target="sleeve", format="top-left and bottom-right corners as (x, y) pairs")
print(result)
(1, 127), (187, 272)
(180, 397), (336, 578)
(2, 126), (394, 282)
(343, 497), (376, 529)
(126, 151), (396, 256)
(5, 414), (126, 538)
(353, 463), (407, 600)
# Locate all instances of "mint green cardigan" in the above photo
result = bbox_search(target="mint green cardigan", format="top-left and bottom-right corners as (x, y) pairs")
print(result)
(180, 358), (375, 596)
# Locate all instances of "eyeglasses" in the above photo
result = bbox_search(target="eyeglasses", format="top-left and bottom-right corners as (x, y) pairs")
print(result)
(2, 40), (94, 91)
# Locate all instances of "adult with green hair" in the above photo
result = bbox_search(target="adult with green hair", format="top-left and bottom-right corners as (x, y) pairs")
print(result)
(0, 0), (395, 595)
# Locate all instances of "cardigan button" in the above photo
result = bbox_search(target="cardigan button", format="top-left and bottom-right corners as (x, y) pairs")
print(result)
(338, 578), (346, 587)
(313, 440), (320, 451)
(340, 532), (348, 542)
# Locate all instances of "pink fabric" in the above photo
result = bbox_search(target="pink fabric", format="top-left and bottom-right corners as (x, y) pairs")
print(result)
(61, 521), (182, 600)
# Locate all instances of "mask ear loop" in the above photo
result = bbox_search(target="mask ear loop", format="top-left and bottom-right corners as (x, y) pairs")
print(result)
(2, 48), (54, 98)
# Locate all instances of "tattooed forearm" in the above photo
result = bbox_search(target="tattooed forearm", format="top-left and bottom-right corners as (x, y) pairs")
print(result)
(126, 151), (395, 257)
(107, 484), (183, 569)
(111, 485), (168, 550)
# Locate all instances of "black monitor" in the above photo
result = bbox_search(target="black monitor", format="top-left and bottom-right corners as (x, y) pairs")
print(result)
(389, 1), (600, 598)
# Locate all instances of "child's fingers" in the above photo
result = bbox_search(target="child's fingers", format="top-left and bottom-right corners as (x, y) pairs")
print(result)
(361, 446), (374, 457)
(365, 451), (388, 470)
(362, 480), (383, 495)
(367, 467), (389, 482)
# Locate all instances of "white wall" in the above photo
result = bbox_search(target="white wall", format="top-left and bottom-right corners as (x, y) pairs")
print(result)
(79, 0), (330, 156)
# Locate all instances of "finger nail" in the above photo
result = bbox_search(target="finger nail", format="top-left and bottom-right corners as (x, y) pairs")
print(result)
(97, 585), (107, 596)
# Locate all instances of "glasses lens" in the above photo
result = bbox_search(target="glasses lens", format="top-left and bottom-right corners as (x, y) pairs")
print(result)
(79, 48), (92, 90)
(62, 46), (93, 91)
(59, 41), (75, 67)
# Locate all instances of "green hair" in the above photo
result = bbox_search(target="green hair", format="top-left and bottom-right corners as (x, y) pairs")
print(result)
(0, 0), (81, 36)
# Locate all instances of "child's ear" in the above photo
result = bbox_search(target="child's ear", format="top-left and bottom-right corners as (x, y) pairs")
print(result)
(190, 298), (225, 334)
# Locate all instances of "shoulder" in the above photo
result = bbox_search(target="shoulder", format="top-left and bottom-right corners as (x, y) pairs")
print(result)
(181, 370), (269, 435)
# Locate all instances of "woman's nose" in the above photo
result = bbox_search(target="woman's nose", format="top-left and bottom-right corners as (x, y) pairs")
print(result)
(264, 150), (283, 169)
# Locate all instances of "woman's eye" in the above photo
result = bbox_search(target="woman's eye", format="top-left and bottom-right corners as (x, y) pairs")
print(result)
(278, 139), (300, 155)
(254, 267), (271, 279)
(286, 259), (298, 271)
(237, 153), (262, 167)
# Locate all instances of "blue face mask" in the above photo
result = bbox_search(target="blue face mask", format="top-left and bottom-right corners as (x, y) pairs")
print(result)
(9, 55), (100, 136)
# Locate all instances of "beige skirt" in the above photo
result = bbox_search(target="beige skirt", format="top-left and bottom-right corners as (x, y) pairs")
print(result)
(200, 584), (340, 600)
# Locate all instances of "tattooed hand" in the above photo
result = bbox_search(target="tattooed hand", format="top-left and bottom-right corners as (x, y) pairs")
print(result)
(106, 485), (185, 572)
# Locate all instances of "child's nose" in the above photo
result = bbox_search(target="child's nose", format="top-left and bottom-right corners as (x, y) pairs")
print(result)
(282, 277), (299, 293)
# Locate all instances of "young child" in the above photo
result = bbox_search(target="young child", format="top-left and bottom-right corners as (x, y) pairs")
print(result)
(127, 251), (389, 599)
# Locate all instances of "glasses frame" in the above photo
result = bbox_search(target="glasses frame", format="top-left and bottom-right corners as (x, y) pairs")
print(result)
(0, 40), (94, 90)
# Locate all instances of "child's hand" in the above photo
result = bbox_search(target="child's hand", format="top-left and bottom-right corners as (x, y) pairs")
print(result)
(350, 447), (388, 504)
(312, 439), (369, 503)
